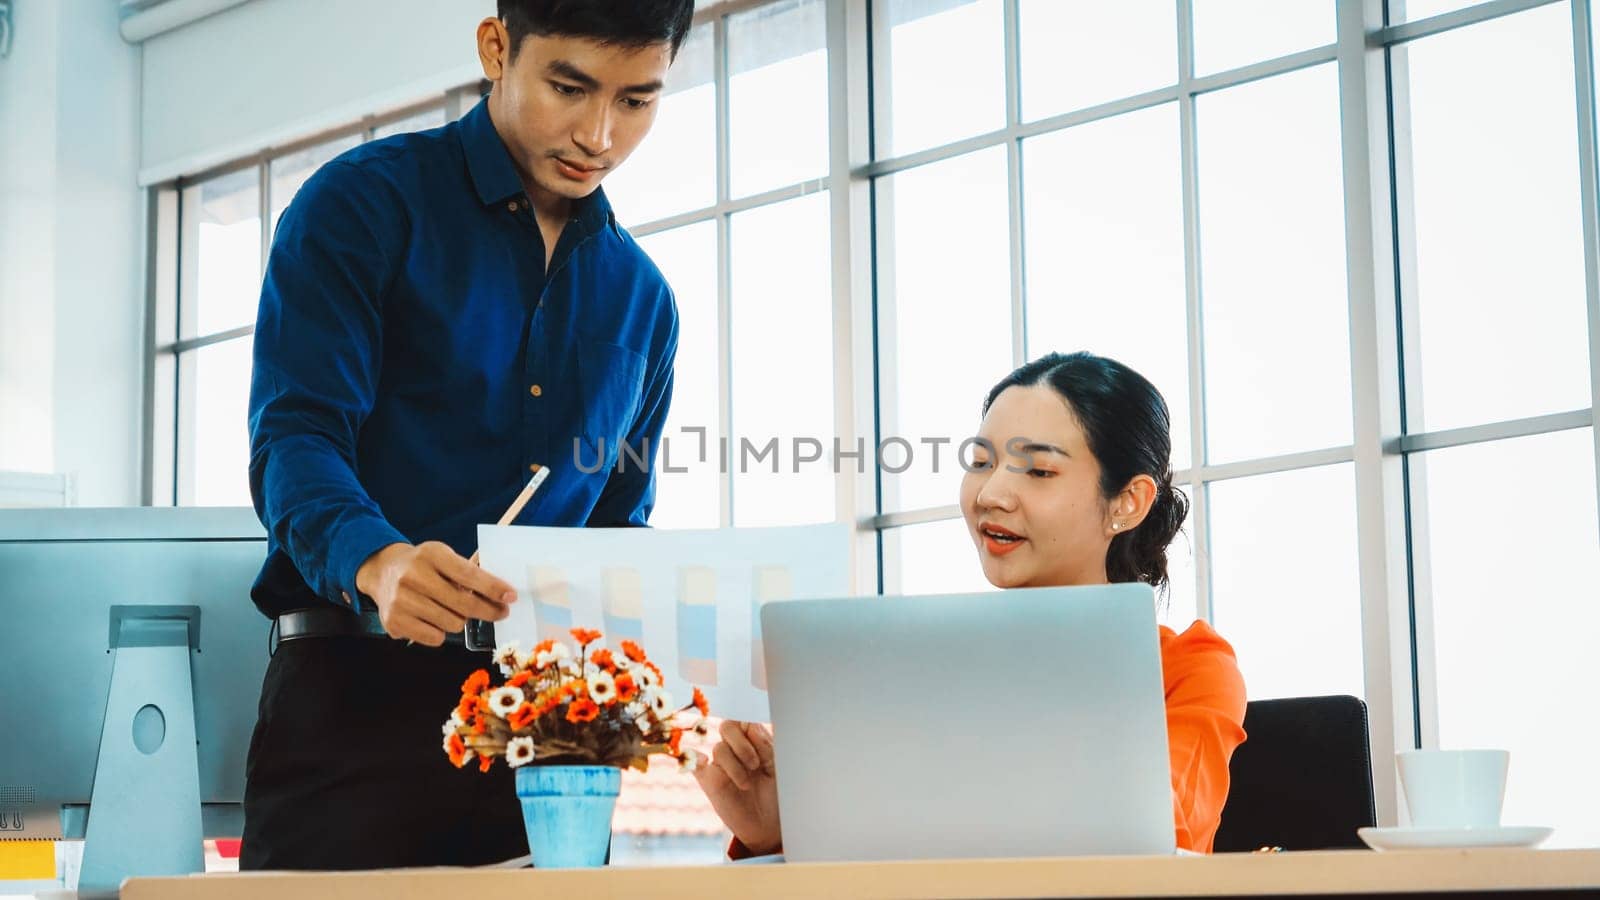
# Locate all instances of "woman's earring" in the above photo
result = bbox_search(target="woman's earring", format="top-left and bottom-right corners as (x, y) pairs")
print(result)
(1111, 522), (1121, 531)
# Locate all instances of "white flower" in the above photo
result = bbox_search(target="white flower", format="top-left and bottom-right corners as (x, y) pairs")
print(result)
(588, 670), (617, 705)
(535, 642), (573, 670)
(487, 686), (526, 717)
(613, 655), (635, 671)
(634, 665), (660, 691)
(441, 711), (464, 737)
(506, 736), (537, 768)
(625, 701), (651, 732)
(494, 641), (522, 677)
(678, 749), (701, 773)
(645, 688), (674, 719)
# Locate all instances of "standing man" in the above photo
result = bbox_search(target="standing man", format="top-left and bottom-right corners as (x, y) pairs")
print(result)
(242, 0), (692, 870)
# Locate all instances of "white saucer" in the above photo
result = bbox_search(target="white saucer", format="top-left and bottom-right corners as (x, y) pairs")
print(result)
(1357, 825), (1554, 851)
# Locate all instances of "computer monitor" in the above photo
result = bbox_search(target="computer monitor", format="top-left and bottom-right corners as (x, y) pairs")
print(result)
(0, 507), (269, 893)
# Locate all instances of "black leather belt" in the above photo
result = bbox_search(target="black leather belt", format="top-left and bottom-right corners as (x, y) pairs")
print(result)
(275, 607), (466, 647)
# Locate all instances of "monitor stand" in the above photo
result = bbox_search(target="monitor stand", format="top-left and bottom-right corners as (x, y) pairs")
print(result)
(79, 613), (203, 895)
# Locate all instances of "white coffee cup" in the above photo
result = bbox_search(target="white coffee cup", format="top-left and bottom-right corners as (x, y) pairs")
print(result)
(1397, 749), (1509, 828)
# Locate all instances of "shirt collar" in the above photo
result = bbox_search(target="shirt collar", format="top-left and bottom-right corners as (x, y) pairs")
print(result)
(460, 95), (615, 237)
(461, 96), (524, 207)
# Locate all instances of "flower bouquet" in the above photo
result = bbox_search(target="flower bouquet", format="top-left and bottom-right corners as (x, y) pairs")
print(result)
(443, 628), (709, 867)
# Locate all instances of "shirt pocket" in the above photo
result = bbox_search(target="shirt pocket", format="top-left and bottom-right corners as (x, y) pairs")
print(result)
(575, 341), (647, 471)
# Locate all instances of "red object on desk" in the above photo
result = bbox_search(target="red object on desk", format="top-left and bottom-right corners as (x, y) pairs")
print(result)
(215, 839), (242, 859)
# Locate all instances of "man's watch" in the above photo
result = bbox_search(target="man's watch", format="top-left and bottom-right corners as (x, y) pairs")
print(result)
(464, 618), (496, 652)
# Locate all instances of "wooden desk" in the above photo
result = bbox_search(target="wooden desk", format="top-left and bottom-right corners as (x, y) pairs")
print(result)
(121, 848), (1600, 899)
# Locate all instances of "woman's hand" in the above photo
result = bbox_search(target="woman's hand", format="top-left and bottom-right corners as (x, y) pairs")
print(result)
(693, 719), (782, 855)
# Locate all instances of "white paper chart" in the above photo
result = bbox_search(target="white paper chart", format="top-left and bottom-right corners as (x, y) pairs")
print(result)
(477, 523), (852, 722)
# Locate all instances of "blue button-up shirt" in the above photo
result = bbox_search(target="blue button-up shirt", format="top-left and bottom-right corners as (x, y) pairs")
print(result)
(248, 97), (678, 620)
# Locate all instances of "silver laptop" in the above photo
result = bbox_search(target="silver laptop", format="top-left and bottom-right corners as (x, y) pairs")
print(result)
(761, 583), (1175, 862)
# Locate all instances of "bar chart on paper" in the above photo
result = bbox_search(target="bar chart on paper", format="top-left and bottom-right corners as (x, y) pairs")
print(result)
(601, 567), (645, 641)
(750, 565), (793, 691)
(480, 523), (851, 721)
(529, 566), (574, 642)
(677, 566), (719, 685)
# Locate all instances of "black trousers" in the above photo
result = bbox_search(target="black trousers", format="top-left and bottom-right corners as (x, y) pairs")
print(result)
(240, 635), (529, 870)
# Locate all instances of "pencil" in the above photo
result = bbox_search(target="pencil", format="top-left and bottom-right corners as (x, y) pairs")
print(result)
(471, 463), (549, 564)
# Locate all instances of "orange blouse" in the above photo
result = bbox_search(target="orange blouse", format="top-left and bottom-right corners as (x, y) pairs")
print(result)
(728, 619), (1247, 858)
(1161, 619), (1248, 853)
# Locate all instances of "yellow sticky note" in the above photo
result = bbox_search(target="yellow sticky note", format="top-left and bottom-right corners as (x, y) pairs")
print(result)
(0, 840), (55, 880)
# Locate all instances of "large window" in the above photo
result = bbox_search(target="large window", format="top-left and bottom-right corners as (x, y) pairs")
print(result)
(611, 1), (836, 530)
(869, 0), (1364, 695)
(1196, 62), (1352, 465)
(863, 0), (1599, 845)
(1022, 103), (1190, 467)
(176, 167), (260, 506)
(152, 0), (1600, 845)
(1403, 3), (1590, 430)
(1389, 0), (1600, 847)
(875, 145), (1012, 514)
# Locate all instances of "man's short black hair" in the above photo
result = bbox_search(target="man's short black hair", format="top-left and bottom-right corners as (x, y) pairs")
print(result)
(498, 0), (697, 60)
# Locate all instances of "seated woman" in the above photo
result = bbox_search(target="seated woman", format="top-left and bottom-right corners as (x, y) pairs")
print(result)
(695, 351), (1248, 856)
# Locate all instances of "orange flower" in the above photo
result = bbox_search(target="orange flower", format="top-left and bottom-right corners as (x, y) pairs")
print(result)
(473, 717), (487, 735)
(508, 671), (532, 689)
(455, 695), (480, 721)
(590, 648), (617, 671)
(461, 669), (491, 696)
(478, 754), (493, 773)
(447, 732), (471, 768)
(566, 698), (600, 723)
(508, 703), (538, 731)
(533, 638), (556, 654)
(570, 627), (602, 646)
(668, 728), (684, 754)
(614, 672), (638, 703)
(564, 680), (588, 699)
(645, 662), (665, 685)
(692, 687), (709, 717)
(619, 640), (648, 663)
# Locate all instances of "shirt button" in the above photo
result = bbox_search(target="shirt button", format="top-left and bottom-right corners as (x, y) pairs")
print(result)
(507, 200), (519, 212)
(529, 384), (543, 397)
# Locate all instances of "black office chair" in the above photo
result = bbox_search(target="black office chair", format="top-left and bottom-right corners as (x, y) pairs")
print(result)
(1213, 695), (1377, 852)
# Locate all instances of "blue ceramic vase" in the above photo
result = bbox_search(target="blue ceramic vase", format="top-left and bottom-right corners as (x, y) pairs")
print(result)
(515, 764), (621, 868)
